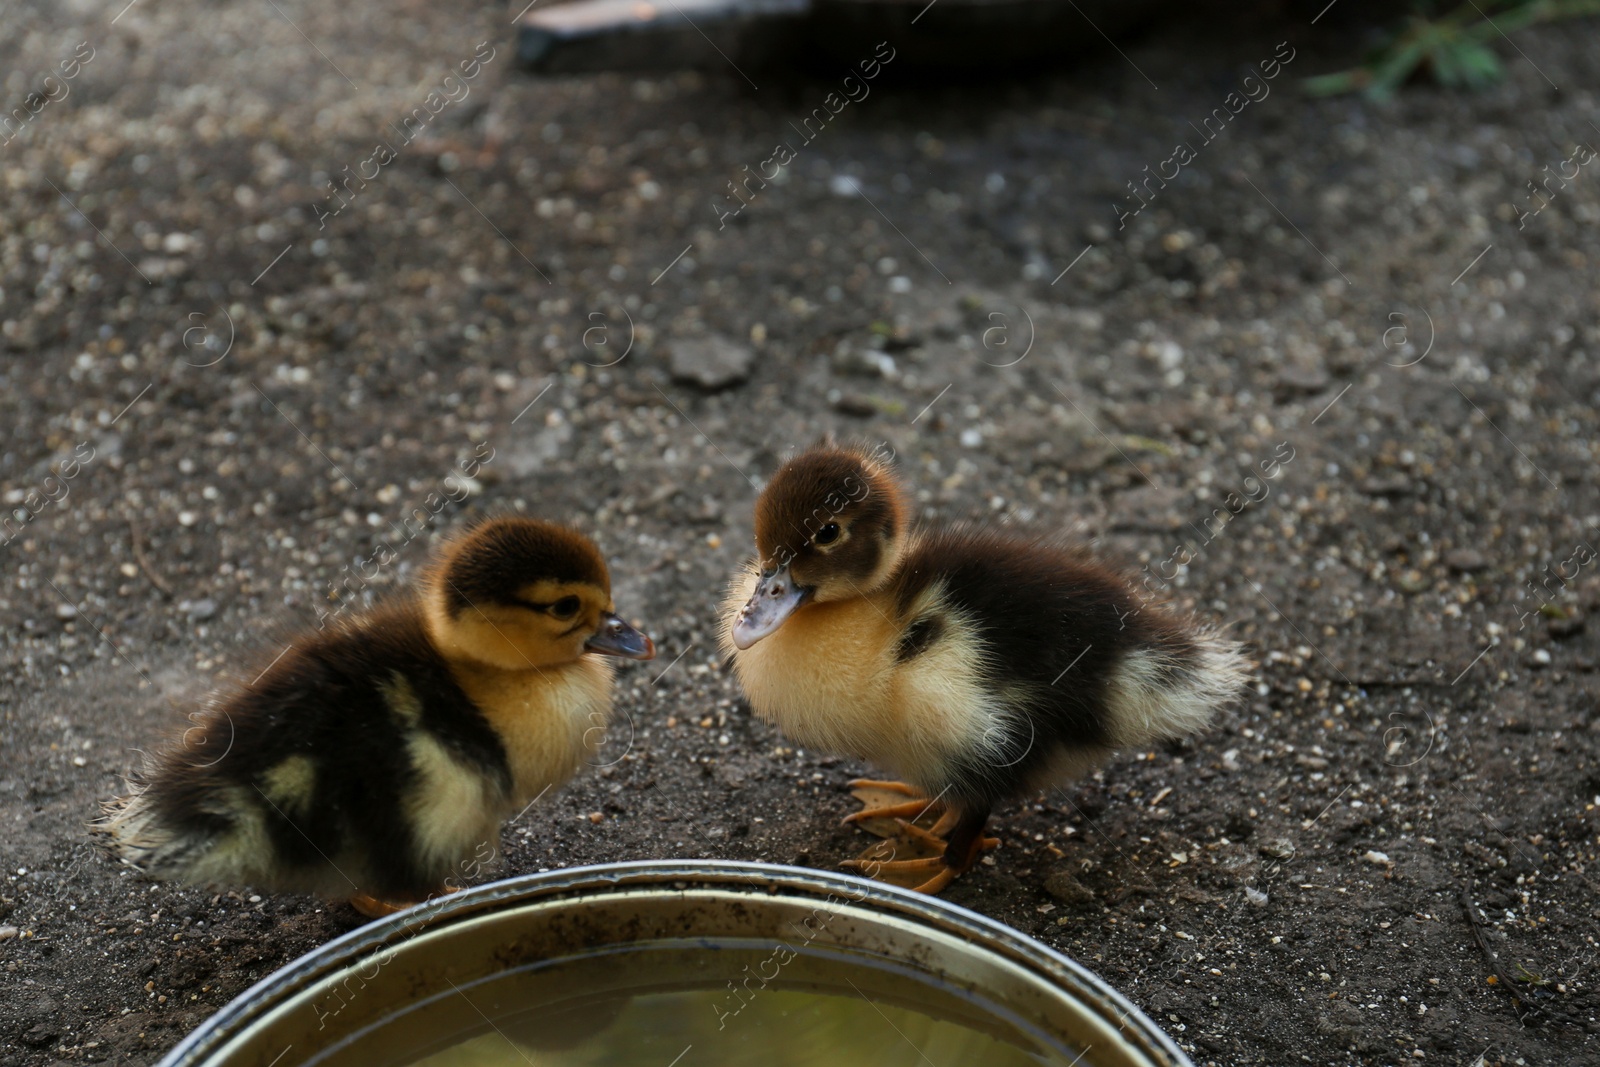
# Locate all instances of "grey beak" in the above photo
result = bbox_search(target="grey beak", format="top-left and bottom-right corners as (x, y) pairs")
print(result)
(732, 564), (809, 649)
(585, 612), (656, 659)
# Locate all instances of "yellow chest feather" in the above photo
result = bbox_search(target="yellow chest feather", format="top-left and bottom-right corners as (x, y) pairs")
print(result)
(453, 656), (614, 808)
(722, 571), (997, 789)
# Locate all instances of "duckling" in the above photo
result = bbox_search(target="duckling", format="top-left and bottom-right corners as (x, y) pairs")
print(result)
(98, 517), (654, 916)
(722, 444), (1248, 894)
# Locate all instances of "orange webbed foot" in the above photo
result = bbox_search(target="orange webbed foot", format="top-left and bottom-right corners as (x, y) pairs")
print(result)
(348, 893), (414, 919)
(840, 807), (998, 895)
(846, 778), (922, 795)
(347, 882), (459, 919)
(844, 780), (947, 838)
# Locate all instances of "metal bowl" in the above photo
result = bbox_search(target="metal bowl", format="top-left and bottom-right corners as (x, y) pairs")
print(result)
(159, 861), (1190, 1067)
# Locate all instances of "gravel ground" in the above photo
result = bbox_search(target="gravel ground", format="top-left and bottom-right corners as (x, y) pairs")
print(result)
(2, 1), (1599, 1065)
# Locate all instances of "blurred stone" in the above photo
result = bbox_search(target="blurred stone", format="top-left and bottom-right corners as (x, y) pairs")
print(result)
(1275, 365), (1330, 394)
(1043, 869), (1097, 911)
(1548, 608), (1585, 639)
(830, 342), (896, 379)
(1358, 473), (1413, 497)
(1445, 549), (1488, 573)
(1397, 570), (1428, 593)
(669, 334), (752, 391)
(832, 394), (878, 418)
(1260, 839), (1295, 860)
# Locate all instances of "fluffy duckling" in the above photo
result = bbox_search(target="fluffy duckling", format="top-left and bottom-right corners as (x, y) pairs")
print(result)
(722, 444), (1247, 894)
(99, 517), (654, 916)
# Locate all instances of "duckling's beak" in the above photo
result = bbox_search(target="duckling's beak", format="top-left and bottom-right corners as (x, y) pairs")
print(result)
(585, 613), (656, 659)
(732, 564), (810, 649)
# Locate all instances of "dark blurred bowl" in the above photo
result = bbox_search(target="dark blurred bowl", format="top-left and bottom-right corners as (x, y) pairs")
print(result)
(516, 0), (1177, 74)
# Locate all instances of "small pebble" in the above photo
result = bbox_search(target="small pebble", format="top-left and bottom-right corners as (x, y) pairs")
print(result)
(832, 394), (878, 418)
(1548, 609), (1585, 639)
(1358, 474), (1413, 497)
(1274, 364), (1330, 393)
(1042, 869), (1097, 911)
(1397, 570), (1428, 594)
(669, 334), (754, 391)
(830, 344), (896, 379)
(828, 174), (862, 197)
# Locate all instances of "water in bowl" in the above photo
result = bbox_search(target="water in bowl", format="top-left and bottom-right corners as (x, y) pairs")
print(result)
(315, 940), (1083, 1066)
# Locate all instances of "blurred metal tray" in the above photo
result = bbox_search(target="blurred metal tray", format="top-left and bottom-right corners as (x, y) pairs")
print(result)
(516, 0), (1174, 74)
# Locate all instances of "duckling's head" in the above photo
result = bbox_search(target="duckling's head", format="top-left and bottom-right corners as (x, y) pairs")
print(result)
(426, 517), (654, 670)
(732, 443), (908, 649)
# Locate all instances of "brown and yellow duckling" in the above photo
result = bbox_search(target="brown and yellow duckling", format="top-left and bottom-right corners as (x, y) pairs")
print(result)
(722, 444), (1247, 894)
(98, 517), (654, 916)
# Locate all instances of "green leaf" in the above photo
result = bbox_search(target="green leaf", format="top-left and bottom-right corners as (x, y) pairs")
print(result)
(1303, 70), (1369, 97)
(1302, 0), (1600, 99)
(1456, 41), (1506, 87)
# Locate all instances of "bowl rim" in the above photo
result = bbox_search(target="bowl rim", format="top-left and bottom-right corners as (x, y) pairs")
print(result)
(159, 859), (1191, 1067)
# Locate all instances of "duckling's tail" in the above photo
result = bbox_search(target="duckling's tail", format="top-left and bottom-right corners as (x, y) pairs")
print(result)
(1102, 629), (1251, 747)
(91, 787), (217, 880)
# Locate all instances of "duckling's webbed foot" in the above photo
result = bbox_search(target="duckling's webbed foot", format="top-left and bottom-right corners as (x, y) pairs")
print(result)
(843, 779), (948, 836)
(841, 806), (997, 894)
(348, 892), (415, 919)
(347, 882), (459, 919)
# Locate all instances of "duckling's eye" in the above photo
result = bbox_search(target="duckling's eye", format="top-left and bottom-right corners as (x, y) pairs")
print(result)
(814, 523), (841, 546)
(550, 596), (581, 619)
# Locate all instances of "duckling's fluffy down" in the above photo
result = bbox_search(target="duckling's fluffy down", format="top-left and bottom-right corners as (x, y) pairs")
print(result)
(723, 528), (1250, 805)
(95, 600), (608, 900)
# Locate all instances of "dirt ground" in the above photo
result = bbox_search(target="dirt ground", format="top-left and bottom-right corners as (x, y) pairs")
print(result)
(1, 0), (1598, 1064)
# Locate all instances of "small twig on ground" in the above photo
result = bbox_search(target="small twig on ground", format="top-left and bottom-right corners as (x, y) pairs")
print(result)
(1458, 888), (1585, 1028)
(128, 516), (174, 599)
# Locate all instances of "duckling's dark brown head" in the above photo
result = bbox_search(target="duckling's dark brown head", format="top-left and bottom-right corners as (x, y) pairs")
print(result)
(734, 444), (908, 648)
(427, 517), (654, 669)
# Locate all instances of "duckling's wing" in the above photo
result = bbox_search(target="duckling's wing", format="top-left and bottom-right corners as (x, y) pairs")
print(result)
(894, 529), (1246, 791)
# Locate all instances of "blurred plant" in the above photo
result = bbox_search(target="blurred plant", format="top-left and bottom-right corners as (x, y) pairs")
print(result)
(1305, 0), (1600, 99)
